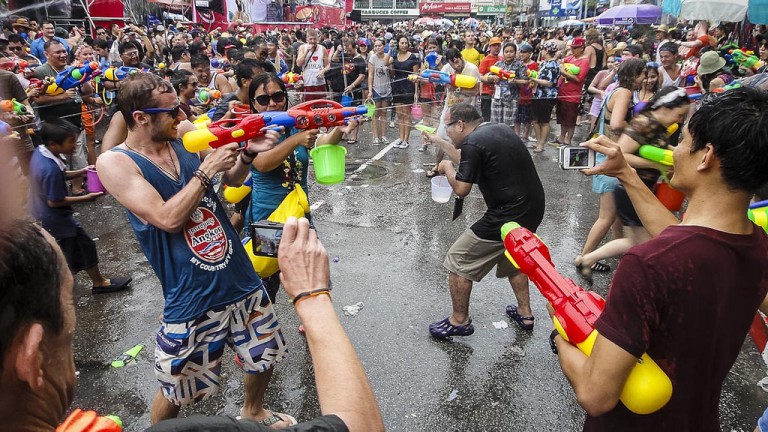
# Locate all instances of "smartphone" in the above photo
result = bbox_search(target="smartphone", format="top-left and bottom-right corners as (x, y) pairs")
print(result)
(248, 220), (283, 257)
(559, 146), (596, 170)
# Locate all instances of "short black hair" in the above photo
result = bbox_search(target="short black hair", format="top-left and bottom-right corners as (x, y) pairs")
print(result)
(625, 44), (644, 57)
(170, 69), (194, 93)
(41, 118), (80, 147)
(6, 33), (24, 44)
(234, 58), (271, 88)
(448, 103), (482, 123)
(688, 87), (768, 193)
(190, 54), (210, 69)
(43, 38), (64, 52)
(188, 41), (206, 57)
(444, 47), (462, 61)
(0, 219), (63, 370)
(93, 39), (110, 50)
(658, 41), (678, 55)
(118, 41), (140, 55)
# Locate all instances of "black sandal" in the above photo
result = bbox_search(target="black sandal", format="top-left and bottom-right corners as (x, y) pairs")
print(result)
(590, 261), (611, 272)
(506, 305), (535, 331)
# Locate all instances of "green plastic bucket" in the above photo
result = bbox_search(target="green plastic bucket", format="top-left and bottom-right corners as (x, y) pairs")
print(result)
(365, 101), (375, 118)
(310, 144), (347, 185)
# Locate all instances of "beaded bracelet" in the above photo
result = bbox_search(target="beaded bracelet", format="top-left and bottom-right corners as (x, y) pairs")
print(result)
(290, 288), (332, 307)
(193, 170), (212, 189)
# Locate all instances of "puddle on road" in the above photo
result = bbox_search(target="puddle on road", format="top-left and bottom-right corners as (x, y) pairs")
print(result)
(345, 163), (388, 182)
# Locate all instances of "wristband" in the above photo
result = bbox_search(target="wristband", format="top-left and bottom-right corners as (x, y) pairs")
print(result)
(549, 329), (560, 355)
(290, 288), (332, 307)
(193, 169), (212, 189)
(240, 150), (256, 165)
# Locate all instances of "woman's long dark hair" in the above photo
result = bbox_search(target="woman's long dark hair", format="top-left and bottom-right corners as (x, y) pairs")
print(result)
(247, 73), (288, 113)
(617, 57), (646, 89)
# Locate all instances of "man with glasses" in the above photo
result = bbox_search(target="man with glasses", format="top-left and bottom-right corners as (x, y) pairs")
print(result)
(30, 21), (69, 64)
(425, 103), (545, 338)
(96, 73), (296, 427)
(33, 39), (92, 195)
(6, 33), (38, 66)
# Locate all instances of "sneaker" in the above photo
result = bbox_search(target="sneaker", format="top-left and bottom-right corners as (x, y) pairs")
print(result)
(372, 138), (381, 145)
(389, 121), (395, 128)
(528, 135), (537, 142)
(418, 144), (428, 152)
(380, 137), (389, 144)
(391, 138), (402, 148)
(398, 141), (410, 149)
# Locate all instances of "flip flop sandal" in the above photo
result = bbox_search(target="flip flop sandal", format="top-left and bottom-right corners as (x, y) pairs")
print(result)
(533, 148), (545, 153)
(506, 305), (535, 331)
(237, 410), (297, 426)
(429, 317), (474, 338)
(590, 261), (611, 272)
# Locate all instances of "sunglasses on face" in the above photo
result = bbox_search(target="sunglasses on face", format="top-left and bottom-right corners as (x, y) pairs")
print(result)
(253, 91), (286, 106)
(136, 103), (181, 117)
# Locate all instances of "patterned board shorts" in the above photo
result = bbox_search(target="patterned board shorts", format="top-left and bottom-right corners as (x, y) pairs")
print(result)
(490, 98), (518, 127)
(154, 287), (287, 406)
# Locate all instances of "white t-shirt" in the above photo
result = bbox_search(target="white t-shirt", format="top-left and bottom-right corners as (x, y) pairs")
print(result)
(301, 44), (327, 87)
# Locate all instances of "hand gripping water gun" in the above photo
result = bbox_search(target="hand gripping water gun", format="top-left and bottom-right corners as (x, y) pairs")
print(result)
(0, 58), (30, 72)
(1, 98), (27, 115)
(211, 58), (230, 69)
(102, 66), (140, 82)
(489, 65), (515, 80)
(193, 88), (222, 106)
(58, 408), (122, 432)
(46, 62), (100, 95)
(223, 175), (252, 203)
(417, 69), (477, 89)
(563, 63), (581, 75)
(501, 222), (673, 414)
(280, 71), (302, 87)
(183, 99), (368, 153)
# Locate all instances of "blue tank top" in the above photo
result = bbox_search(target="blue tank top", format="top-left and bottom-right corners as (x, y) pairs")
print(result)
(113, 140), (261, 323)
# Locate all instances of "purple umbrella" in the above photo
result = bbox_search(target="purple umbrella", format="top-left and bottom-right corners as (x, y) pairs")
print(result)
(595, 4), (662, 25)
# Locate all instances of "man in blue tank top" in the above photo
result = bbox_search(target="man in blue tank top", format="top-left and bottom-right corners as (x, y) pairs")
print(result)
(96, 74), (294, 427)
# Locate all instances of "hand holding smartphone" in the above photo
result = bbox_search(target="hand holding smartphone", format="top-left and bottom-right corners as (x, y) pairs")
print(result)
(559, 146), (596, 170)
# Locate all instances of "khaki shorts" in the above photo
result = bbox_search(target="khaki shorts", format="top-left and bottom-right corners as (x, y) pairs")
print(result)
(443, 229), (519, 283)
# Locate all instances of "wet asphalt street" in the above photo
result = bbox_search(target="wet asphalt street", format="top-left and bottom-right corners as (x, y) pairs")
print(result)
(70, 118), (768, 431)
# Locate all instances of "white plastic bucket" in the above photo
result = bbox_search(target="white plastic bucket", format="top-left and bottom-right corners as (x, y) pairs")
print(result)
(431, 175), (452, 203)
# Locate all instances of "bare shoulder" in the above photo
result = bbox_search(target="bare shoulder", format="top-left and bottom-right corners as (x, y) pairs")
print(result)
(96, 147), (138, 173)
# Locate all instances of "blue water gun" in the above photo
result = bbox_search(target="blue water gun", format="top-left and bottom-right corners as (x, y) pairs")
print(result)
(46, 62), (100, 95)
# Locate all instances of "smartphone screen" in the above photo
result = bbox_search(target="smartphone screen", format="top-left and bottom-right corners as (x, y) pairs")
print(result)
(559, 146), (595, 170)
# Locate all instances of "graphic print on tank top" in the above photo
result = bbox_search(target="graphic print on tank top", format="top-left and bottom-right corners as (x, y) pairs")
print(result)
(185, 206), (229, 265)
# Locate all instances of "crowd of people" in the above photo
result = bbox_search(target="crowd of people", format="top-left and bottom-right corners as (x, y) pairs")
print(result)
(2, 14), (768, 431)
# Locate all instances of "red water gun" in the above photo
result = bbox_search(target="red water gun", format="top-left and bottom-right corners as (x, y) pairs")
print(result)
(183, 99), (367, 153)
(57, 408), (122, 432)
(0, 58), (30, 72)
(501, 221), (673, 415)
(489, 65), (516, 80)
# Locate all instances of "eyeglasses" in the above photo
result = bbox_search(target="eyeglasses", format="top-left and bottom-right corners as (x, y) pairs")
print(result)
(97, 31), (106, 35)
(189, 81), (199, 87)
(122, 50), (139, 57)
(135, 103), (181, 117)
(445, 119), (461, 128)
(253, 91), (286, 106)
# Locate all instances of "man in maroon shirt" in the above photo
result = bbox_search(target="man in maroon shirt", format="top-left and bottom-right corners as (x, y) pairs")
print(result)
(556, 87), (768, 430)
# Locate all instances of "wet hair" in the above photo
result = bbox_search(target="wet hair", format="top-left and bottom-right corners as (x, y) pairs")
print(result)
(639, 86), (690, 115)
(116, 73), (175, 129)
(170, 69), (194, 93)
(0, 219), (63, 370)
(617, 57), (646, 89)
(688, 87), (768, 192)
(248, 73), (289, 113)
(190, 54), (210, 69)
(233, 58), (270, 89)
(41, 118), (80, 147)
(658, 42), (678, 55)
(448, 103), (483, 124)
(444, 47), (462, 62)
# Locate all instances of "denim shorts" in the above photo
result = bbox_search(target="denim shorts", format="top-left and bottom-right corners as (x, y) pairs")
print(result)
(372, 89), (392, 103)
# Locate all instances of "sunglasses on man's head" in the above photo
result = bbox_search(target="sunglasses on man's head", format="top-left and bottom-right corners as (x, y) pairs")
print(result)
(253, 91), (286, 106)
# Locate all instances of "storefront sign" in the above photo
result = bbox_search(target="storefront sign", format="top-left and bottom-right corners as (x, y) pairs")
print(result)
(359, 8), (419, 15)
(419, 2), (471, 14)
(477, 5), (506, 13)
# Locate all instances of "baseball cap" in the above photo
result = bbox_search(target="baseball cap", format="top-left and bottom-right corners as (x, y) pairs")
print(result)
(489, 37), (502, 45)
(571, 37), (586, 48)
(519, 42), (534, 52)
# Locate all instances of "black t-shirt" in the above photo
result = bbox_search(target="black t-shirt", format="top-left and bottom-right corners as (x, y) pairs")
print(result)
(327, 55), (366, 94)
(587, 225), (768, 431)
(146, 414), (349, 432)
(33, 64), (83, 129)
(455, 123), (545, 240)
(211, 92), (241, 122)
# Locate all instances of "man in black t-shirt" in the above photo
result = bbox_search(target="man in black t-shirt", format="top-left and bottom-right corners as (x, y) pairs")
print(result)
(425, 103), (545, 339)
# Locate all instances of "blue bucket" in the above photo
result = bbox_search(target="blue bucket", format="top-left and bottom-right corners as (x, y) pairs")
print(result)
(341, 93), (353, 107)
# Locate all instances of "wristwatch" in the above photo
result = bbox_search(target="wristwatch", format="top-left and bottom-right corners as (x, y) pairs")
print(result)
(549, 329), (560, 355)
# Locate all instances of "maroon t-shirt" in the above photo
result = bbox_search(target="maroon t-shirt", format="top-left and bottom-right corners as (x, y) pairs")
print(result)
(585, 224), (768, 431)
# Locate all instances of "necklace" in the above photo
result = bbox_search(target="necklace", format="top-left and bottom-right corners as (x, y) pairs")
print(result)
(124, 141), (179, 181)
